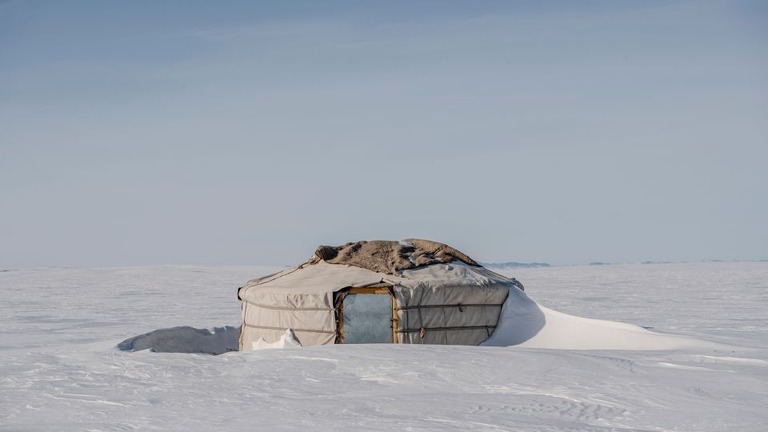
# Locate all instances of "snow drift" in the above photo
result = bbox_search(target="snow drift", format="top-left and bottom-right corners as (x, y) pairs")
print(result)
(118, 325), (239, 354)
(252, 329), (302, 350)
(482, 285), (718, 350)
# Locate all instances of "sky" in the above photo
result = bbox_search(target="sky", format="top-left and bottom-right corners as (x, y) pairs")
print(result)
(1, 0), (766, 268)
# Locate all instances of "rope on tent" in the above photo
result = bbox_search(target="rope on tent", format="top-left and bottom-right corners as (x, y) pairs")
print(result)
(398, 325), (497, 334)
(243, 323), (335, 334)
(395, 303), (504, 311)
(244, 300), (334, 312)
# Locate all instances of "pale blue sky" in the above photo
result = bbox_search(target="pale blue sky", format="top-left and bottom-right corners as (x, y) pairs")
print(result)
(1, 0), (766, 267)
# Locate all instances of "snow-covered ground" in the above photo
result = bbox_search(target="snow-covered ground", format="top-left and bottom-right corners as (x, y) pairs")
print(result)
(1, 262), (766, 431)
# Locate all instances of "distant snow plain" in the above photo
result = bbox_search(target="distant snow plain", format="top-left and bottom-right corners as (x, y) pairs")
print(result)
(1, 262), (766, 431)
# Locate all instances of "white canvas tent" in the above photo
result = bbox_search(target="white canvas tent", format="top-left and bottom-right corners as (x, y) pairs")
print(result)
(237, 239), (524, 349)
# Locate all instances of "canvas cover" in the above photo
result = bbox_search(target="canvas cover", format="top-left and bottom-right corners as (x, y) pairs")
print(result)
(238, 240), (522, 349)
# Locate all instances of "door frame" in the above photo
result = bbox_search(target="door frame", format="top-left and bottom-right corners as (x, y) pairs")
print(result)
(335, 286), (398, 344)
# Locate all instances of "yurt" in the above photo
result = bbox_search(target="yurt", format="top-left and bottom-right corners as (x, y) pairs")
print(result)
(237, 239), (524, 350)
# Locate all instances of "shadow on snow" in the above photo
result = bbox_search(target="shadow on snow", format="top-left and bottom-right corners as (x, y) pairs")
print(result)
(118, 325), (239, 355)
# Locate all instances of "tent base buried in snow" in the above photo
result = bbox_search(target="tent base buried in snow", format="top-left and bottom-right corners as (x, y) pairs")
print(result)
(237, 239), (524, 349)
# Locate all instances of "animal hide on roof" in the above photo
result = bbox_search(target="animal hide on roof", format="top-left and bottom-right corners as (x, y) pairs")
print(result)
(312, 238), (480, 276)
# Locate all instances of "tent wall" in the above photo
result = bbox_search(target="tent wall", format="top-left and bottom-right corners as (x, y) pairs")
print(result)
(239, 285), (509, 349)
(239, 292), (336, 349)
(393, 284), (509, 345)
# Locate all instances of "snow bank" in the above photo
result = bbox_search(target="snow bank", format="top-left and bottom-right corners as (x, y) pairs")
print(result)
(252, 329), (302, 350)
(117, 325), (239, 355)
(484, 286), (719, 350)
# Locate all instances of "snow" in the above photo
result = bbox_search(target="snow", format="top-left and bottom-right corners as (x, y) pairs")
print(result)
(252, 329), (302, 350)
(483, 284), (720, 350)
(514, 304), (719, 350)
(2, 262), (767, 431)
(118, 325), (239, 354)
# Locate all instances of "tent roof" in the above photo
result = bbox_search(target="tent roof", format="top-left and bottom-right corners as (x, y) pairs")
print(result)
(238, 240), (522, 301)
(239, 261), (518, 299)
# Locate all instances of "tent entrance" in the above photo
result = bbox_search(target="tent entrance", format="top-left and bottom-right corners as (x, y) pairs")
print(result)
(338, 287), (397, 344)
